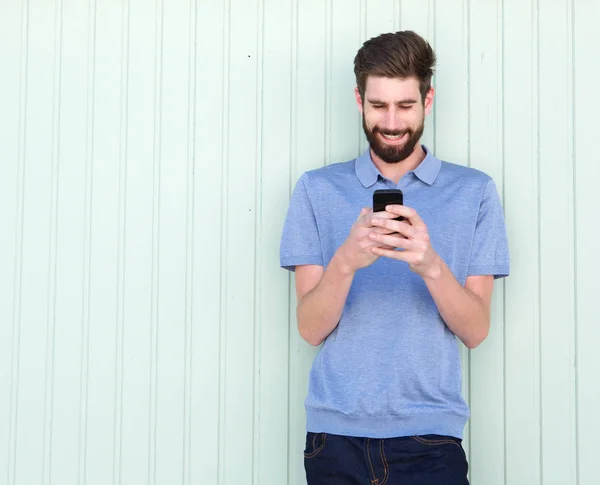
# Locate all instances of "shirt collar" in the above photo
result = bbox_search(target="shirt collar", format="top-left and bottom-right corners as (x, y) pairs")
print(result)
(354, 144), (442, 188)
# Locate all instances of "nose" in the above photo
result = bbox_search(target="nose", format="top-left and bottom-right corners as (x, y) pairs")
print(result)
(381, 107), (400, 131)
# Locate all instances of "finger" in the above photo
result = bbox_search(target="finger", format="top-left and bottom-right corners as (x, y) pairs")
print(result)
(360, 235), (395, 251)
(371, 210), (398, 219)
(369, 232), (414, 249)
(368, 210), (401, 228)
(370, 246), (409, 261)
(368, 242), (396, 251)
(372, 226), (399, 236)
(385, 205), (427, 230)
(370, 219), (417, 239)
(356, 207), (371, 221)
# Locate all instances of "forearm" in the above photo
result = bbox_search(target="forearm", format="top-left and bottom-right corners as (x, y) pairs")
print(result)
(297, 252), (355, 346)
(423, 256), (490, 349)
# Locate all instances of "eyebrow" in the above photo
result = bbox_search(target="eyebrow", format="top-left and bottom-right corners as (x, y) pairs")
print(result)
(367, 98), (418, 105)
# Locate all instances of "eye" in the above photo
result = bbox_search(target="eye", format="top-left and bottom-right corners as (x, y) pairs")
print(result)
(372, 105), (385, 109)
(398, 105), (411, 110)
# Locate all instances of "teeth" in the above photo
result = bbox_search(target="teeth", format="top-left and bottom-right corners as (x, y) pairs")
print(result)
(382, 134), (403, 140)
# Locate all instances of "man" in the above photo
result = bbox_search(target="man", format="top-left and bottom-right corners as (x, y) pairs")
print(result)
(280, 31), (509, 485)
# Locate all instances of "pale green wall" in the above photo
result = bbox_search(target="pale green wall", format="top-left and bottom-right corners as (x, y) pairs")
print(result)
(1, 1), (598, 484)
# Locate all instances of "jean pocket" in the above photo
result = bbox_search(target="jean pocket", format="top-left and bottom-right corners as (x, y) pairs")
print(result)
(304, 432), (327, 459)
(410, 435), (463, 450)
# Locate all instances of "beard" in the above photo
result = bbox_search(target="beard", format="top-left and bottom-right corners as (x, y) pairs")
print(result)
(362, 113), (424, 164)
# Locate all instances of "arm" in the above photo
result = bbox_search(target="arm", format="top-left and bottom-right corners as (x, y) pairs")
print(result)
(369, 205), (494, 349)
(295, 207), (397, 346)
(294, 257), (353, 346)
(422, 260), (493, 349)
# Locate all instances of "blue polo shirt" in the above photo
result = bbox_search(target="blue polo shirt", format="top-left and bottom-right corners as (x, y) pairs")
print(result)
(280, 145), (510, 439)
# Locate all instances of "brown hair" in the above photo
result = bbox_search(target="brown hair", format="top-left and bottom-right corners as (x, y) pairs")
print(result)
(353, 31), (436, 102)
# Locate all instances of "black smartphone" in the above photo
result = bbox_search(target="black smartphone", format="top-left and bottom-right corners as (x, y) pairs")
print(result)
(372, 189), (404, 221)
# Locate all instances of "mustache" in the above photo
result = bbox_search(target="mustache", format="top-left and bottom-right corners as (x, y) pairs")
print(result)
(372, 127), (410, 137)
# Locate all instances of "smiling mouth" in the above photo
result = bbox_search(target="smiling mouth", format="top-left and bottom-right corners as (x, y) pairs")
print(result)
(379, 132), (407, 144)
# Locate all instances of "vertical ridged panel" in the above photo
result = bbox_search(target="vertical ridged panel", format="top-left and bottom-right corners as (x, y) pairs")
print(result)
(157, 10), (193, 475)
(503, 0), (542, 484)
(399, 0), (435, 149)
(217, 0), (230, 483)
(287, 1), (327, 484)
(49, 0), (91, 484)
(330, 0), (360, 162)
(364, 0), (395, 42)
(433, 0), (469, 166)
(252, 1), (265, 481)
(148, 0), (164, 483)
(574, 1), (600, 484)
(112, 0), (129, 484)
(182, 0), (197, 484)
(324, 0), (332, 166)
(256, 0), (294, 482)
(0, 1), (27, 484)
(467, 0), (506, 482)
(538, 1), (578, 484)
(42, 0), (63, 483)
(192, 0), (225, 483)
(85, 1), (125, 482)
(77, 0), (96, 482)
(119, 0), (157, 482)
(14, 0), (56, 482)
(153, 0), (192, 482)
(222, 0), (260, 483)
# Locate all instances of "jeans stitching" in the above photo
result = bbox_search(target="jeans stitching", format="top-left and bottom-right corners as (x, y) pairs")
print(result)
(304, 433), (327, 459)
(411, 435), (462, 449)
(365, 438), (378, 484)
(379, 439), (389, 485)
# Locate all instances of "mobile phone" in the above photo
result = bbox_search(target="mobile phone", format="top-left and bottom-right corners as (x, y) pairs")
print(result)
(372, 189), (404, 221)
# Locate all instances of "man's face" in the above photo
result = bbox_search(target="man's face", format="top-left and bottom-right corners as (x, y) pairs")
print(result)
(356, 76), (434, 163)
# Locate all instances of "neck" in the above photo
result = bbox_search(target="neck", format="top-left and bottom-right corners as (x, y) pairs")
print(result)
(369, 144), (426, 185)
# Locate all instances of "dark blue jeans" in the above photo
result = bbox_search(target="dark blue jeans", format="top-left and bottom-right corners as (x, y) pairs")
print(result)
(304, 432), (469, 485)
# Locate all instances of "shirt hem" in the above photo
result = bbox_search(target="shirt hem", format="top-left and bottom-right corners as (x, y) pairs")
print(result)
(467, 264), (510, 278)
(306, 407), (469, 440)
(280, 256), (323, 271)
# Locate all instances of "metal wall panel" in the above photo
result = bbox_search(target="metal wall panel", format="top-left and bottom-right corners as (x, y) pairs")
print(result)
(0, 1), (598, 484)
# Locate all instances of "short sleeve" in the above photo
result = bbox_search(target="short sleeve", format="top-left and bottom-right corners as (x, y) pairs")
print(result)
(279, 173), (323, 272)
(468, 179), (510, 278)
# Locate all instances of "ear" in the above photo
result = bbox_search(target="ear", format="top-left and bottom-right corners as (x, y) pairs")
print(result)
(423, 87), (435, 116)
(354, 87), (364, 114)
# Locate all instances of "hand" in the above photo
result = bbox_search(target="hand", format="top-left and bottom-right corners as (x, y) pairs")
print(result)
(368, 205), (442, 279)
(335, 207), (397, 274)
